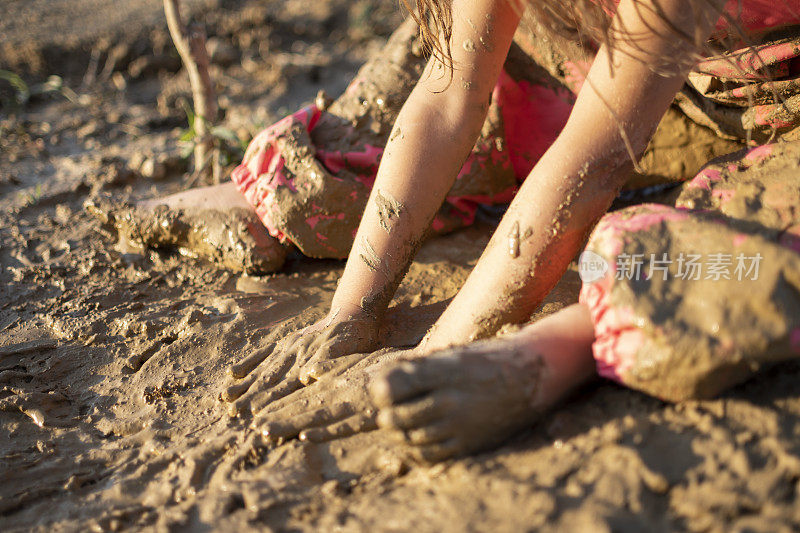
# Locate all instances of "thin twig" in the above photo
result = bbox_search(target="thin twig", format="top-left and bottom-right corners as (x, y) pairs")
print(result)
(163, 0), (218, 177)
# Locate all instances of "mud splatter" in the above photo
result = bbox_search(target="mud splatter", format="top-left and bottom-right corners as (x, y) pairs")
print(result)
(522, 226), (534, 240)
(508, 220), (520, 258)
(374, 188), (405, 232)
(315, 89), (333, 111)
(358, 235), (386, 275)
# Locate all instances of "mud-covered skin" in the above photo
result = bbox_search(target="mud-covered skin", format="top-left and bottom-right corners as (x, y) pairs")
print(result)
(222, 315), (380, 417)
(370, 338), (546, 462)
(583, 203), (800, 402)
(84, 194), (288, 274)
(235, 18), (522, 258)
(222, 187), (427, 417)
(374, 188), (405, 232)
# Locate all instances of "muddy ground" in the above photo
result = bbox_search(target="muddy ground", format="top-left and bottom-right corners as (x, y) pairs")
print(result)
(3, 0), (800, 531)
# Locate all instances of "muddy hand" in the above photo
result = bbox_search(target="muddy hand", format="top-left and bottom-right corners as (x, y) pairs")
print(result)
(252, 350), (403, 443)
(369, 339), (546, 463)
(222, 313), (380, 417)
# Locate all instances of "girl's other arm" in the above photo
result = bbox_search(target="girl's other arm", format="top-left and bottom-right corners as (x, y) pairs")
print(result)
(423, 0), (722, 349)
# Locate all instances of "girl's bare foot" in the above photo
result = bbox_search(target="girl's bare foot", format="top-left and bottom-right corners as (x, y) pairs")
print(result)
(85, 181), (288, 274)
(369, 304), (597, 462)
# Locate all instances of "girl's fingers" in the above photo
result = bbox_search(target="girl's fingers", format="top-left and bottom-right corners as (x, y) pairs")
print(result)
(228, 392), (255, 417)
(288, 334), (317, 367)
(310, 335), (356, 363)
(258, 350), (297, 389)
(299, 358), (334, 385)
(255, 401), (356, 440)
(220, 373), (257, 403)
(300, 351), (366, 384)
(299, 412), (378, 443)
(227, 342), (276, 379)
(248, 376), (304, 415)
(224, 351), (297, 415)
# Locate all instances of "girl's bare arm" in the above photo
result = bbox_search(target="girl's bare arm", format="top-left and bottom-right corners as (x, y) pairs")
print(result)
(423, 0), (721, 349)
(328, 0), (522, 322)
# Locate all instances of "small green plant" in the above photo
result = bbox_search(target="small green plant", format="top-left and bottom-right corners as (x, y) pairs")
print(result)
(178, 99), (248, 172)
(18, 183), (44, 207)
(0, 70), (78, 109)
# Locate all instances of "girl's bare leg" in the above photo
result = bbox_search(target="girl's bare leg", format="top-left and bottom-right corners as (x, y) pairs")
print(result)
(137, 181), (252, 212)
(370, 303), (597, 462)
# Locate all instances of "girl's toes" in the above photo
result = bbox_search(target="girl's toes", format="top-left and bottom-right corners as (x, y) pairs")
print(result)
(370, 359), (448, 406)
(299, 413), (378, 442)
(375, 391), (454, 431)
(413, 439), (462, 463)
(405, 422), (452, 446)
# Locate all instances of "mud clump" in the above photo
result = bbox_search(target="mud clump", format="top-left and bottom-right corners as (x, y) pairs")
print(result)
(85, 195), (288, 274)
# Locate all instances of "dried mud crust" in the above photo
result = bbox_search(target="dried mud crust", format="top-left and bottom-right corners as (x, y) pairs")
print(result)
(633, 107), (744, 190)
(85, 195), (288, 274)
(587, 143), (800, 401)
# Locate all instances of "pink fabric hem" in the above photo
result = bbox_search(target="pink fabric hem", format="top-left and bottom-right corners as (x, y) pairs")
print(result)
(230, 68), (577, 250)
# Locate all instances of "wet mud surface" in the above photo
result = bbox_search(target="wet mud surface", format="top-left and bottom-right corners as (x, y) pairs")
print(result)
(4, 1), (800, 531)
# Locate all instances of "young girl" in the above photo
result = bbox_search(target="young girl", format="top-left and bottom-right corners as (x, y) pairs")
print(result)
(103, 0), (800, 460)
